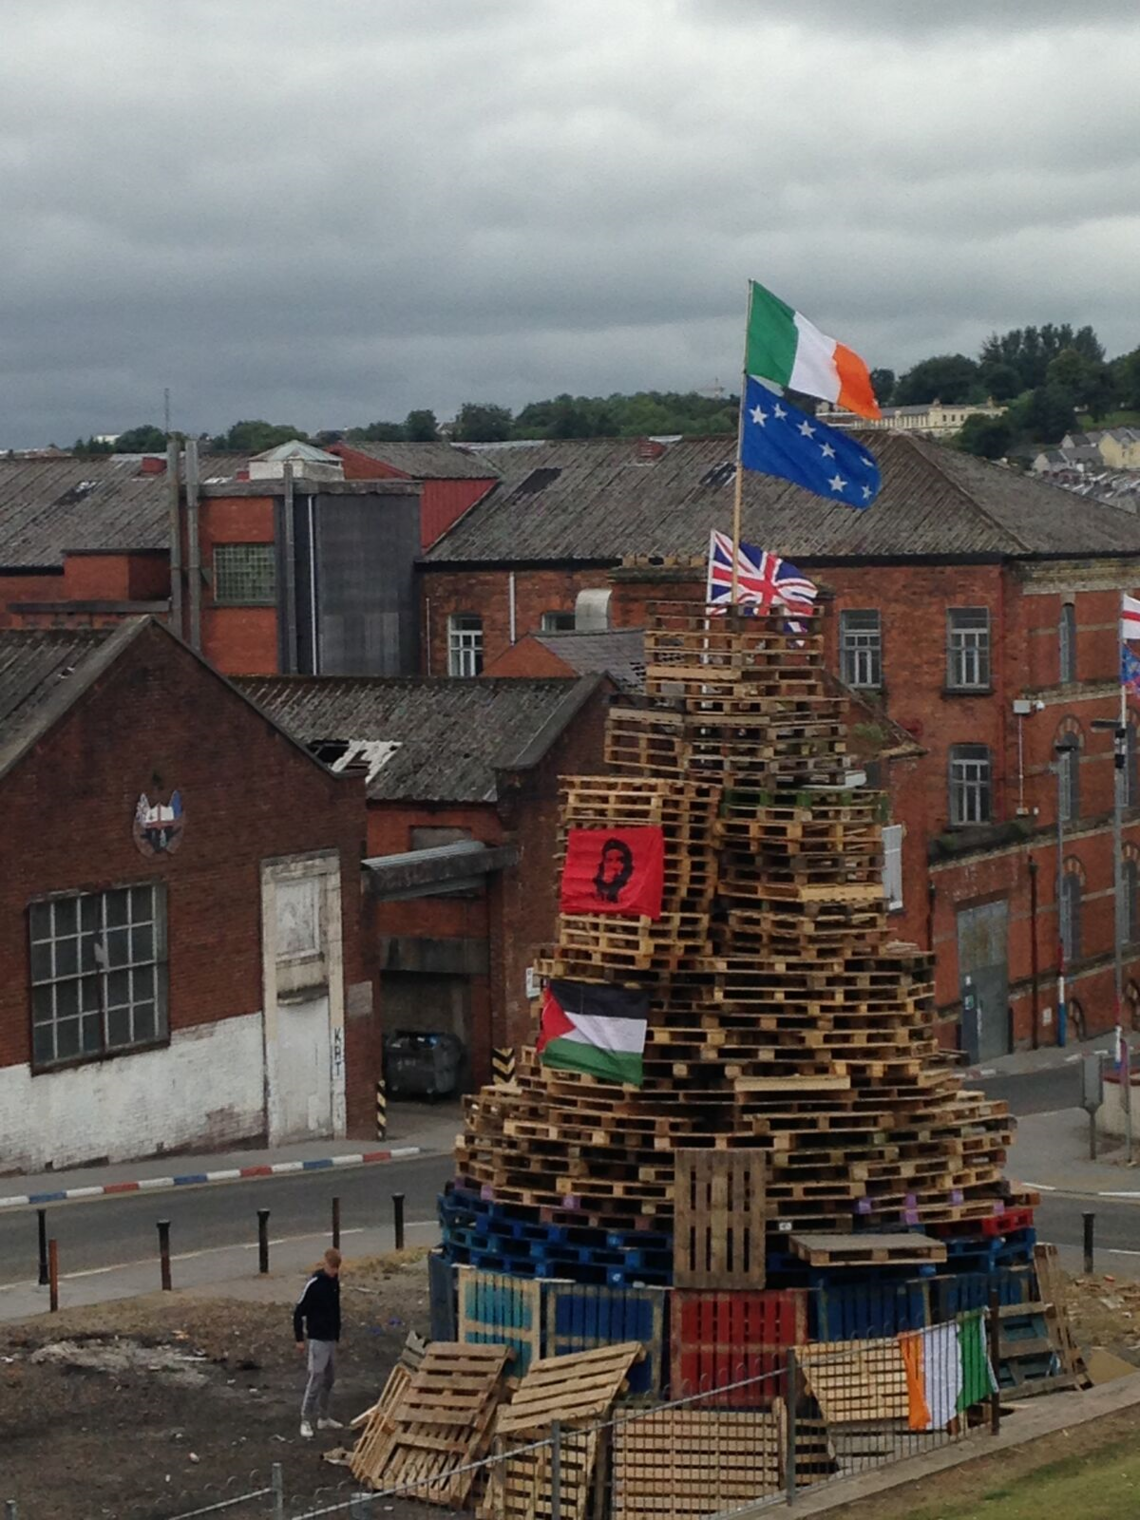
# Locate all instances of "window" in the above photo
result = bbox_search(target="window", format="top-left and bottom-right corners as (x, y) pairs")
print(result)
(1060, 870), (1082, 963)
(882, 823), (904, 910)
(946, 608), (991, 690)
(448, 614), (483, 677)
(541, 611), (576, 633)
(949, 744), (992, 825)
(214, 543), (276, 605)
(29, 885), (168, 1068)
(1124, 858), (1140, 946)
(1059, 602), (1077, 683)
(840, 609), (882, 689)
(1057, 733), (1081, 824)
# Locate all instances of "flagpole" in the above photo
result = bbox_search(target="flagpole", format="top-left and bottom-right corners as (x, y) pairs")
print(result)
(1120, 633), (1133, 1162)
(731, 282), (754, 607)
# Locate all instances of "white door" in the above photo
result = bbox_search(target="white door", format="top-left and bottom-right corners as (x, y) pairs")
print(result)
(274, 994), (333, 1139)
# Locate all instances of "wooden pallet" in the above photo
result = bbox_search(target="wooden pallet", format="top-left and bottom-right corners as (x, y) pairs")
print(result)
(611, 1409), (782, 1518)
(800, 1337), (910, 1424)
(673, 1149), (767, 1289)
(349, 1362), (413, 1485)
(480, 1427), (600, 1520)
(456, 1266), (552, 1381)
(1033, 1243), (1090, 1385)
(789, 1232), (948, 1267)
(360, 1341), (510, 1506)
(496, 1343), (644, 1436)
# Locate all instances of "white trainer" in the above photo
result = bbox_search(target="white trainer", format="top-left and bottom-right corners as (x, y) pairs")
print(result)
(300, 1420), (314, 1439)
(317, 1417), (344, 1430)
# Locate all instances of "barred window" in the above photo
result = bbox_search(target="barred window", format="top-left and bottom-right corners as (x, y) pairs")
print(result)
(882, 822), (904, 910)
(949, 744), (991, 825)
(214, 543), (277, 605)
(1061, 871), (1082, 963)
(1058, 737), (1081, 824)
(448, 613), (483, 677)
(839, 609), (882, 689)
(947, 607), (991, 690)
(29, 885), (168, 1069)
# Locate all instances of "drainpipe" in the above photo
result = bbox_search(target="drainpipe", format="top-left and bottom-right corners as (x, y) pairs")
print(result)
(281, 462), (297, 672)
(508, 571), (517, 645)
(926, 879), (936, 955)
(185, 438), (201, 652)
(1028, 854), (1040, 1049)
(166, 438), (182, 637)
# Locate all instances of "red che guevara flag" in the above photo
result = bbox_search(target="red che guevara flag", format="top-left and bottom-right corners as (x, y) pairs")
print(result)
(559, 827), (665, 920)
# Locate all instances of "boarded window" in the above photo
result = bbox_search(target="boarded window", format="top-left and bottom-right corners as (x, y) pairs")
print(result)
(882, 823), (904, 910)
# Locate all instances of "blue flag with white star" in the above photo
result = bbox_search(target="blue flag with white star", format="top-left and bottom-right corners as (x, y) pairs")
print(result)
(740, 374), (881, 508)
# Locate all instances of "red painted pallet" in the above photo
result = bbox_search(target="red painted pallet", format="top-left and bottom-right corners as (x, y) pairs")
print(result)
(669, 1289), (807, 1406)
(929, 1206), (1035, 1239)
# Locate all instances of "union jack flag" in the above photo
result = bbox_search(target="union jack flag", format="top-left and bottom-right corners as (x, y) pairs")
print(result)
(705, 530), (818, 615)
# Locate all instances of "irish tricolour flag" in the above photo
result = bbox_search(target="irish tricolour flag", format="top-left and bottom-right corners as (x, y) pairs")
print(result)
(899, 1315), (996, 1431)
(536, 980), (648, 1087)
(746, 281), (881, 420)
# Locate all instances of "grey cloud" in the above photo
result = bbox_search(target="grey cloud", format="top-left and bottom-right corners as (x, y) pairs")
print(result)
(0, 0), (1137, 446)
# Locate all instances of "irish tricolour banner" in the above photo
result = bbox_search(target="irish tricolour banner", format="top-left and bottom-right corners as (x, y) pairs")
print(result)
(899, 1315), (996, 1430)
(746, 281), (880, 420)
(537, 980), (648, 1087)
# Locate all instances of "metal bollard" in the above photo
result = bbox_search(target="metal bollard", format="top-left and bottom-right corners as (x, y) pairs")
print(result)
(270, 1461), (285, 1520)
(157, 1219), (172, 1291)
(332, 1195), (341, 1250)
(376, 1079), (387, 1140)
(37, 1208), (49, 1287)
(258, 1208), (271, 1275)
(393, 1192), (405, 1252)
(48, 1239), (59, 1313)
(1083, 1211), (1095, 1274)
(6, 1498), (20, 1519)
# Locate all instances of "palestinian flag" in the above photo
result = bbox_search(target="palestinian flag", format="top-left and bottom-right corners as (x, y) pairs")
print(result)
(746, 280), (881, 420)
(899, 1314), (996, 1431)
(536, 980), (648, 1087)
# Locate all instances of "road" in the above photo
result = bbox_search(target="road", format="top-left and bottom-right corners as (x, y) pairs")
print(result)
(0, 1153), (454, 1287)
(976, 1063), (1084, 1116)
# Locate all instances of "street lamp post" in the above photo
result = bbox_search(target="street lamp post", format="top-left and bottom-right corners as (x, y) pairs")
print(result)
(1092, 716), (1133, 1163)
(1053, 738), (1080, 1049)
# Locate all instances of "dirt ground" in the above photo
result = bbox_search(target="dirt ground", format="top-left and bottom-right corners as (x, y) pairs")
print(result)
(2, 1261), (1139, 1520)
(0, 1248), (437, 1520)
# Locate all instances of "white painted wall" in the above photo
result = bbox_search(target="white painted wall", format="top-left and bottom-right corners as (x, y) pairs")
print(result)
(0, 1012), (264, 1173)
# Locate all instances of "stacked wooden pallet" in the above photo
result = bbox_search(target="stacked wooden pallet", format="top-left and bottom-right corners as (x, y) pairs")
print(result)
(448, 602), (1032, 1281)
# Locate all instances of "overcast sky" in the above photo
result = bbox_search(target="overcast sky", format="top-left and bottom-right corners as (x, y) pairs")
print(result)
(1, 0), (1137, 447)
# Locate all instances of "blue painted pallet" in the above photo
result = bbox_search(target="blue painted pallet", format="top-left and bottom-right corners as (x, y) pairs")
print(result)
(929, 1267), (1033, 1320)
(544, 1282), (669, 1397)
(813, 1278), (930, 1341)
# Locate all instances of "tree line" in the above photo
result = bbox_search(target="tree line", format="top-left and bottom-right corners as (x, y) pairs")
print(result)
(74, 325), (1140, 461)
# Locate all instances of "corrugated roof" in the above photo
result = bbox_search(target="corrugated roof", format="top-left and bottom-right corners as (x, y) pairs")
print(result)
(234, 674), (593, 802)
(0, 628), (117, 745)
(533, 627), (646, 693)
(335, 441), (499, 480)
(425, 431), (1140, 564)
(0, 454), (251, 568)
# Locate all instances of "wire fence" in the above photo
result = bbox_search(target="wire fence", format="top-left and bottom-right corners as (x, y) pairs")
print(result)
(4, 1309), (1000, 1520)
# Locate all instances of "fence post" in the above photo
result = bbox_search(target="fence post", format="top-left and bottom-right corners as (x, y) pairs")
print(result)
(376, 1079), (387, 1140)
(36, 1209), (49, 1287)
(258, 1209), (271, 1275)
(988, 1291), (1002, 1436)
(48, 1239), (59, 1313)
(269, 1461), (284, 1520)
(1083, 1211), (1095, 1274)
(550, 1419), (562, 1520)
(157, 1220), (172, 1290)
(393, 1192), (406, 1252)
(6, 1495), (19, 1517)
(785, 1348), (798, 1504)
(332, 1195), (341, 1250)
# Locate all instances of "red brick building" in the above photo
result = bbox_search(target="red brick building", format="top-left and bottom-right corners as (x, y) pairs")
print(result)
(0, 618), (370, 1173)
(235, 673), (611, 1086)
(326, 440), (499, 550)
(420, 431), (1140, 1056)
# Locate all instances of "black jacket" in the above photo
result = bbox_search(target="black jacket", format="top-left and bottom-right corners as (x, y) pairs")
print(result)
(293, 1269), (341, 1343)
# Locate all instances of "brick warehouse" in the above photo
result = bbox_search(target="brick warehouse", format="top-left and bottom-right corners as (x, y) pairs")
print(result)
(235, 672), (612, 1088)
(0, 619), (370, 1173)
(420, 430), (1140, 1056)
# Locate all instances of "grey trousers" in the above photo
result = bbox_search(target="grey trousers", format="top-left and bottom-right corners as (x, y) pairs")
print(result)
(301, 1338), (337, 1420)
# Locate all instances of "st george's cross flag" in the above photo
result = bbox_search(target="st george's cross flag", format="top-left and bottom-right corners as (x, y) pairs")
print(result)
(746, 281), (881, 419)
(536, 979), (649, 1086)
(1122, 593), (1140, 641)
(560, 827), (665, 920)
(706, 530), (818, 615)
(740, 375), (882, 508)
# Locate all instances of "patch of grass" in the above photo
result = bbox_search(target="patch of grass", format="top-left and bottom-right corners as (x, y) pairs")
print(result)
(1077, 409), (1140, 430)
(898, 1435), (1140, 1520)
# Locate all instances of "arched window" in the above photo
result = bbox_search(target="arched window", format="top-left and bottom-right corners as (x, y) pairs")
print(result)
(1059, 601), (1077, 684)
(1061, 866), (1083, 963)
(448, 613), (483, 677)
(1055, 720), (1083, 824)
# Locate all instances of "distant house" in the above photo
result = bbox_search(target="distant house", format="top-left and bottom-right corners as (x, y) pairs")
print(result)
(817, 398), (1008, 438)
(1100, 429), (1140, 471)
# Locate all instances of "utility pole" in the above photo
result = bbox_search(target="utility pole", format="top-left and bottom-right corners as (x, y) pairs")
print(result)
(1092, 715), (1133, 1162)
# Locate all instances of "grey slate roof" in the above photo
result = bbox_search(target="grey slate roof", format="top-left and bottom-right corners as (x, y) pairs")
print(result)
(425, 431), (1140, 564)
(532, 627), (646, 694)
(0, 628), (117, 746)
(234, 674), (599, 802)
(0, 454), (249, 568)
(335, 441), (499, 480)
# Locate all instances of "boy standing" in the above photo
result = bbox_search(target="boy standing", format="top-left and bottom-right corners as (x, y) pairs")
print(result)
(294, 1247), (343, 1438)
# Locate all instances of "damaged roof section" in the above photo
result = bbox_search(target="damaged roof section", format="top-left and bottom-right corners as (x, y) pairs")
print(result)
(235, 673), (604, 803)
